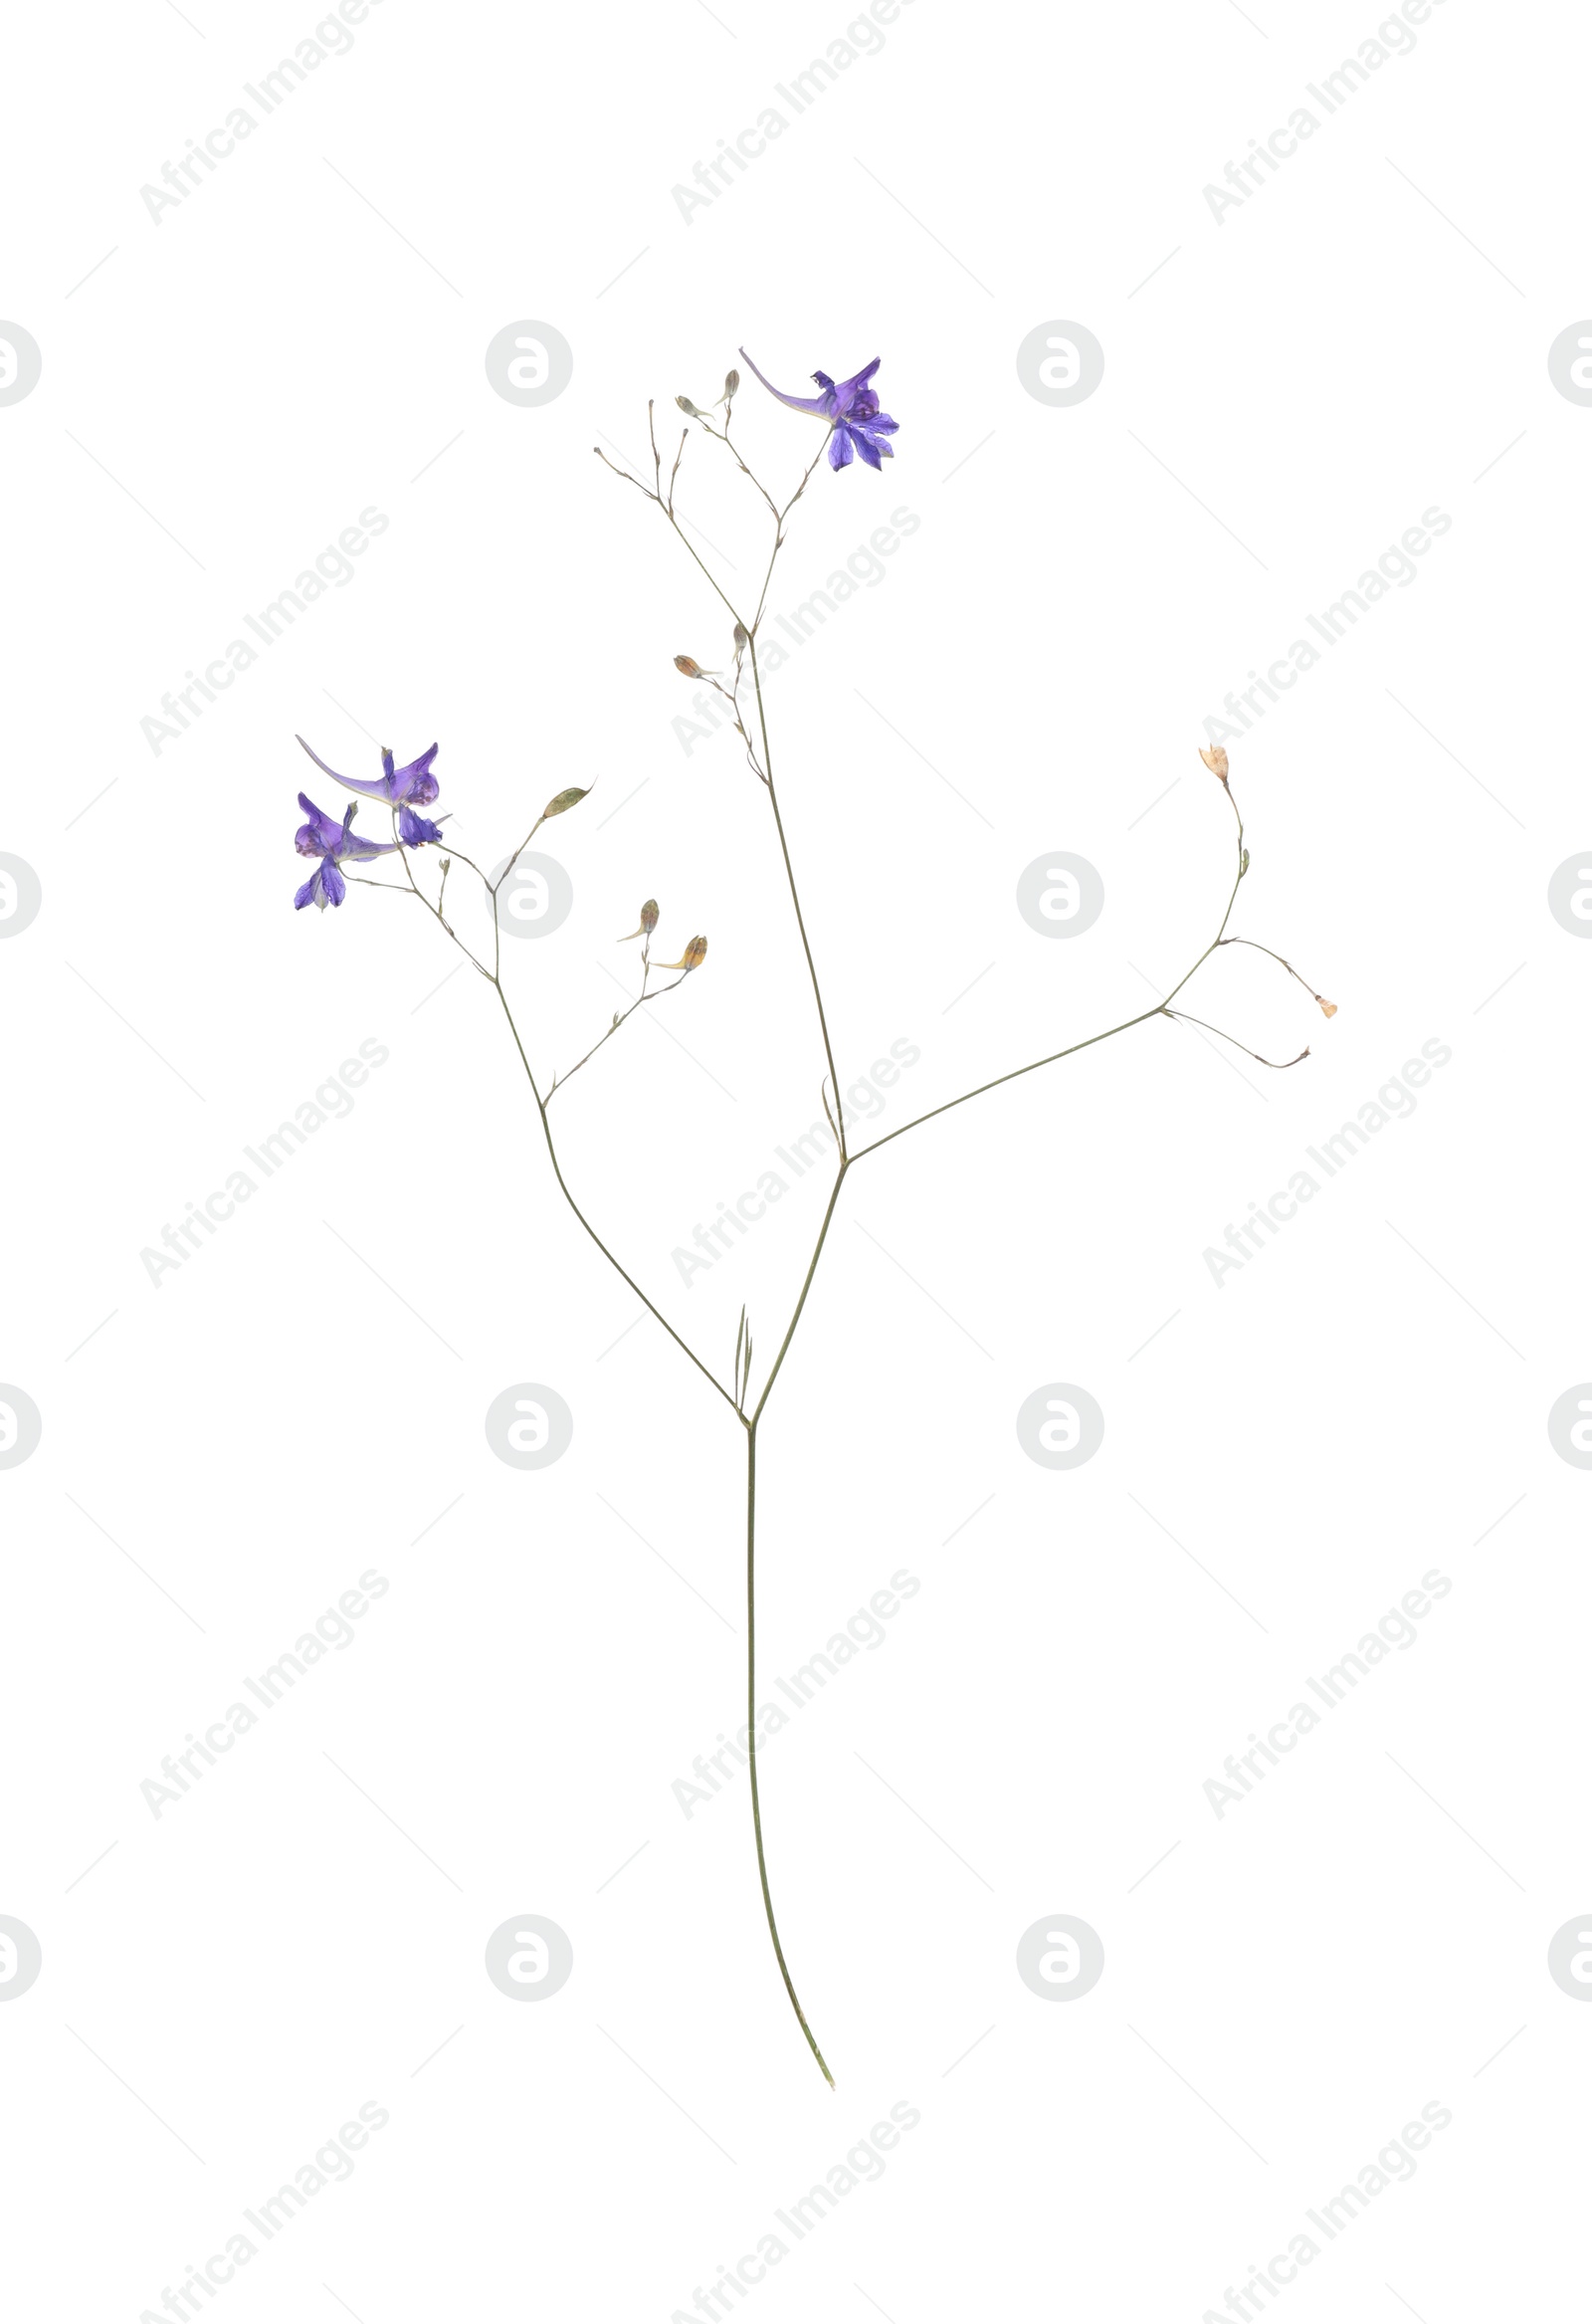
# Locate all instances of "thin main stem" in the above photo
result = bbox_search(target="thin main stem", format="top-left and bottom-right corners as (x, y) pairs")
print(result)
(744, 1420), (835, 2087)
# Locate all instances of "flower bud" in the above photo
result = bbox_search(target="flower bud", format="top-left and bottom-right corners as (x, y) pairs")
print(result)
(723, 368), (739, 400)
(676, 395), (700, 417)
(1199, 745), (1230, 782)
(619, 899), (660, 942)
(541, 785), (588, 818)
(732, 623), (748, 652)
(674, 655), (702, 679)
(658, 936), (707, 971)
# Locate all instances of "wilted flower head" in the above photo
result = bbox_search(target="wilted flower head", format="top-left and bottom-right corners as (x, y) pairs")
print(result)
(1199, 744), (1230, 782)
(298, 735), (441, 807)
(738, 349), (899, 472)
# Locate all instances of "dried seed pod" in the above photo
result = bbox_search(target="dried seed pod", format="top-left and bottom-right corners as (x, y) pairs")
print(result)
(619, 899), (660, 942)
(541, 785), (588, 818)
(1199, 744), (1230, 782)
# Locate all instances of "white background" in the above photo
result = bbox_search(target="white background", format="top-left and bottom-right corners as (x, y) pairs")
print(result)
(2, 1), (1588, 2316)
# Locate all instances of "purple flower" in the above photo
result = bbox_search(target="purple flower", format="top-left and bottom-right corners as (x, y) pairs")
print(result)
(297, 734), (441, 807)
(293, 792), (399, 911)
(738, 349), (899, 472)
(397, 806), (447, 847)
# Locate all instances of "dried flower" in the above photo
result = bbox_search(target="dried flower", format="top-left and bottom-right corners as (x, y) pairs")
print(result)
(297, 735), (440, 807)
(658, 936), (707, 971)
(1199, 744), (1230, 782)
(292, 793), (401, 910)
(674, 655), (702, 679)
(738, 350), (898, 472)
(541, 785), (588, 818)
(732, 622), (748, 652)
(1315, 996), (1337, 1018)
(722, 368), (739, 401)
(676, 395), (700, 418)
(619, 899), (660, 941)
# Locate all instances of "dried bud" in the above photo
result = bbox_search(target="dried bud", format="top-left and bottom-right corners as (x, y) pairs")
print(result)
(723, 368), (739, 400)
(1199, 745), (1230, 782)
(1240, 847), (1250, 877)
(1315, 995), (1338, 1019)
(674, 655), (702, 679)
(732, 622), (748, 652)
(618, 899), (660, 942)
(658, 936), (707, 971)
(541, 785), (588, 819)
(676, 395), (700, 417)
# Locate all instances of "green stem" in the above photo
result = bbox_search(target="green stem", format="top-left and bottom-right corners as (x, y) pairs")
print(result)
(745, 1417), (835, 2088)
(747, 636), (844, 1148)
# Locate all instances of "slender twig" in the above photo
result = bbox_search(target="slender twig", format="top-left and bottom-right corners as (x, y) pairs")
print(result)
(1217, 935), (1329, 1001)
(547, 968), (693, 1103)
(1163, 1009), (1309, 1068)
(383, 806), (735, 1414)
